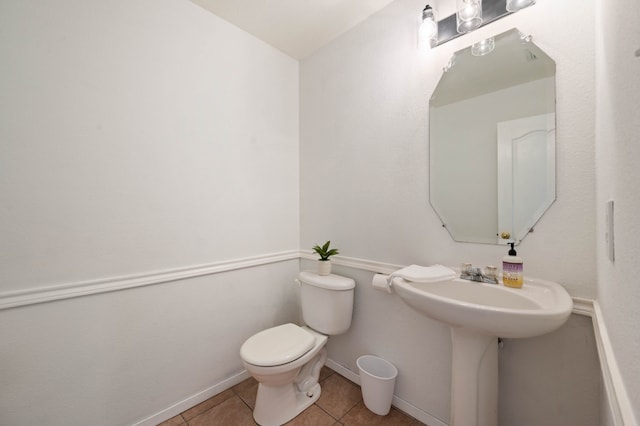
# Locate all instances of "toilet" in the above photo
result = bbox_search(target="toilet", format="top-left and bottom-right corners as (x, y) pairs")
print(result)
(240, 271), (355, 426)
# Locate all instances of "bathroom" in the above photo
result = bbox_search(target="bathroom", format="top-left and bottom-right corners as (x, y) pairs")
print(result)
(0, 0), (637, 425)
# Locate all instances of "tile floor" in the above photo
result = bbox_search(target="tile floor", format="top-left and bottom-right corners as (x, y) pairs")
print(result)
(158, 366), (426, 426)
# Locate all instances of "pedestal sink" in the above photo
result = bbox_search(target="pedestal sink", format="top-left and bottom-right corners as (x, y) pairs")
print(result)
(393, 275), (572, 426)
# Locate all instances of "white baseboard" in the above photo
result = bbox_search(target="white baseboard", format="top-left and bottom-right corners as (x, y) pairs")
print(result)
(325, 358), (448, 426)
(591, 302), (637, 426)
(135, 360), (448, 426)
(132, 369), (251, 426)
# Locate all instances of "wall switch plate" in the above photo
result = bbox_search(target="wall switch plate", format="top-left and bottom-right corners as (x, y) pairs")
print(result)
(605, 200), (615, 262)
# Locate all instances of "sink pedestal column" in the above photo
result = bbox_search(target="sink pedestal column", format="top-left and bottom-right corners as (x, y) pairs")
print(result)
(450, 327), (498, 426)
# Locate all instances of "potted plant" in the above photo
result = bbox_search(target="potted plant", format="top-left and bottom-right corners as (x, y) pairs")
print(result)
(312, 240), (339, 276)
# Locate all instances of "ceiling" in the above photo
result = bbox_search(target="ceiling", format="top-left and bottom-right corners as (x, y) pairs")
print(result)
(189, 0), (397, 59)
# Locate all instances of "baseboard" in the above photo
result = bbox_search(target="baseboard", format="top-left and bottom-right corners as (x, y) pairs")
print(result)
(325, 358), (448, 426)
(132, 369), (251, 426)
(591, 301), (638, 426)
(137, 359), (449, 426)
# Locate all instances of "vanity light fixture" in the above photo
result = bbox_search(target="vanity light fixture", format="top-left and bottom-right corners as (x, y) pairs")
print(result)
(420, 0), (536, 48)
(419, 4), (438, 49)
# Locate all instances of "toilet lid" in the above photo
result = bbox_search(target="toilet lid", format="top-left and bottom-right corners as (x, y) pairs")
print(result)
(241, 323), (315, 367)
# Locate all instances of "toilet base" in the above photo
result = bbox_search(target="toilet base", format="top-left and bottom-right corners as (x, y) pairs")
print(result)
(251, 346), (327, 426)
(253, 381), (321, 426)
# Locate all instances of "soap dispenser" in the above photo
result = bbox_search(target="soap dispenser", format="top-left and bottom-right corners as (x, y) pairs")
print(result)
(502, 242), (523, 288)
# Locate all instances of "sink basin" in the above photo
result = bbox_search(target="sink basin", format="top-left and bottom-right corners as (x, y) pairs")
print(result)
(393, 276), (572, 338)
(393, 277), (573, 426)
(393, 273), (573, 426)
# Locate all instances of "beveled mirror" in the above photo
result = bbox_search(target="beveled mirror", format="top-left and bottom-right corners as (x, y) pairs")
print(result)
(429, 28), (556, 245)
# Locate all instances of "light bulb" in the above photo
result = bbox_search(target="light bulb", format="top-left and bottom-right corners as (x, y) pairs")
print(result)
(419, 5), (438, 49)
(456, 0), (483, 33)
(506, 0), (536, 12)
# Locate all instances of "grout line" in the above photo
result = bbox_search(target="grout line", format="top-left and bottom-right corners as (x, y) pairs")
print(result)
(314, 403), (341, 422)
(233, 393), (252, 412)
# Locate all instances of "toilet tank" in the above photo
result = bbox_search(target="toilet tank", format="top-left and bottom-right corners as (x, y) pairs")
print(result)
(298, 271), (355, 335)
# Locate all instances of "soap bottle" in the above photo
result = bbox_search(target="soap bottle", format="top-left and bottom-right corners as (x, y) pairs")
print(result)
(502, 243), (523, 288)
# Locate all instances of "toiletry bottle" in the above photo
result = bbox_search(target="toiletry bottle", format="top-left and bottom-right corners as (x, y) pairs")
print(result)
(502, 243), (523, 288)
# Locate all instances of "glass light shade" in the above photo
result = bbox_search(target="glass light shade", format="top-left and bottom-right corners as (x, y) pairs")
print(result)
(506, 0), (536, 12)
(419, 5), (438, 49)
(471, 37), (495, 56)
(456, 0), (483, 33)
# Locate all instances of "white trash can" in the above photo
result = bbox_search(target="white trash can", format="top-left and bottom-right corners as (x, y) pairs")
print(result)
(357, 355), (398, 416)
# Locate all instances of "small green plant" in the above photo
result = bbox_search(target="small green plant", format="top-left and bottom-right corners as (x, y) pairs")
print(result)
(312, 240), (339, 261)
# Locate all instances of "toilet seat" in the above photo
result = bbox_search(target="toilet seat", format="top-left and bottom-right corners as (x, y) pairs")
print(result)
(240, 323), (315, 367)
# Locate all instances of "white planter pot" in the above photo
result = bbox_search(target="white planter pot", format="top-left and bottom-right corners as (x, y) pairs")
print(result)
(317, 260), (332, 276)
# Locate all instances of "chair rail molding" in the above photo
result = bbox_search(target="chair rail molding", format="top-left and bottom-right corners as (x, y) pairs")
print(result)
(4, 251), (596, 318)
(0, 250), (300, 310)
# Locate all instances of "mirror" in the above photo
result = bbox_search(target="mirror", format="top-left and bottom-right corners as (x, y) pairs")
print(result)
(429, 28), (556, 245)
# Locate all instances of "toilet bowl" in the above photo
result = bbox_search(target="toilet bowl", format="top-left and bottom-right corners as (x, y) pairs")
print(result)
(240, 271), (355, 426)
(241, 324), (328, 426)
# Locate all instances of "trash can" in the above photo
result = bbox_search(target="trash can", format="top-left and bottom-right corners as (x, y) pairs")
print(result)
(356, 355), (398, 416)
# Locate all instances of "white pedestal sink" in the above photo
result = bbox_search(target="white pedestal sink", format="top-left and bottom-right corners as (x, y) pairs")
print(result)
(393, 275), (572, 426)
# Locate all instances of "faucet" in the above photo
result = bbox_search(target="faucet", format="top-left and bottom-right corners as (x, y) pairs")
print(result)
(460, 264), (498, 284)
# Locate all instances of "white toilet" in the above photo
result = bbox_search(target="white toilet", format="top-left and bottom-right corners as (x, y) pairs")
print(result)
(240, 271), (355, 426)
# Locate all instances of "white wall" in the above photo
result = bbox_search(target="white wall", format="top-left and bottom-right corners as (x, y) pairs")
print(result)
(0, 0), (299, 292)
(301, 0), (599, 424)
(0, 262), (300, 426)
(0, 0), (299, 424)
(0, 0), (618, 424)
(320, 262), (453, 422)
(300, 0), (596, 299)
(595, 0), (640, 422)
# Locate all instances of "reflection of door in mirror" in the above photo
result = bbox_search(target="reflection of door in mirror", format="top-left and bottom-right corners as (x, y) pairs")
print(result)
(497, 113), (556, 244)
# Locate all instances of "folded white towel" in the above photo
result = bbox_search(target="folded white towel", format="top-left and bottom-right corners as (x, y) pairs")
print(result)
(387, 264), (456, 286)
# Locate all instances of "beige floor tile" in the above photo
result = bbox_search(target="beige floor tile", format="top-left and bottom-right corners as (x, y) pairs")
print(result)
(181, 388), (235, 421)
(319, 365), (334, 382)
(188, 395), (256, 426)
(316, 374), (363, 419)
(341, 401), (424, 426)
(284, 404), (339, 426)
(233, 377), (259, 409)
(172, 366), (425, 426)
(156, 414), (185, 426)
